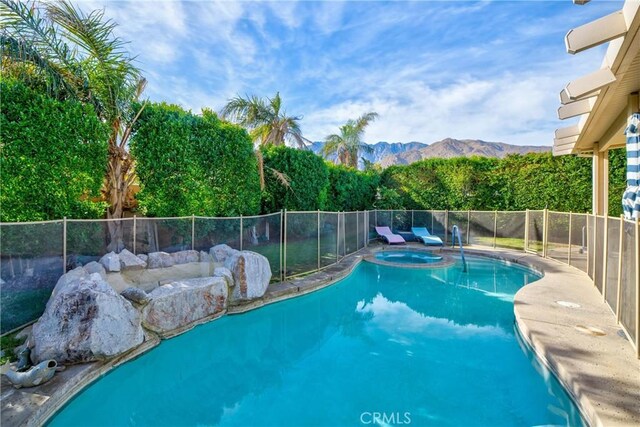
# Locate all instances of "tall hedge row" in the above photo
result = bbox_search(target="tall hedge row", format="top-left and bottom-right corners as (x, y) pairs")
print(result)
(325, 164), (380, 211)
(131, 103), (261, 217)
(378, 153), (596, 212)
(261, 146), (330, 212)
(0, 79), (109, 222)
(380, 157), (501, 210)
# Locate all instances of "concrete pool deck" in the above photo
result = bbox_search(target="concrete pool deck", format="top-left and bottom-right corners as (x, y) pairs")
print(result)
(1, 244), (638, 426)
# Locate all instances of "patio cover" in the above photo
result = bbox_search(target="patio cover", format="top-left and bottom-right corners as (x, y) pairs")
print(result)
(623, 112), (640, 219)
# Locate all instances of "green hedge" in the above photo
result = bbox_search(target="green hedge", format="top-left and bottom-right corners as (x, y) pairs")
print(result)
(325, 164), (379, 211)
(261, 146), (329, 212)
(131, 103), (261, 217)
(379, 157), (500, 210)
(608, 148), (627, 217)
(378, 153), (595, 212)
(0, 79), (108, 222)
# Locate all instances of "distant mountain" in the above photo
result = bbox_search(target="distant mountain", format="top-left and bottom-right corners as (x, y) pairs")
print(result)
(309, 138), (550, 168)
(307, 141), (427, 164)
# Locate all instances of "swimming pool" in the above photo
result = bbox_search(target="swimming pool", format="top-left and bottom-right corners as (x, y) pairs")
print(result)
(48, 256), (583, 426)
(374, 250), (442, 264)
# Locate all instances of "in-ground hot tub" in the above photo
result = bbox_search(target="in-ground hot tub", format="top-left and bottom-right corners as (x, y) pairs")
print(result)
(374, 250), (442, 264)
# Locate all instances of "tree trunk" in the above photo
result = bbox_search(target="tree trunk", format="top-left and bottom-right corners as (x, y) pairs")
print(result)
(105, 144), (132, 253)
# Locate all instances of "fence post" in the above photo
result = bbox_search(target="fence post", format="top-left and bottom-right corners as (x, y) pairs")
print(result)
(365, 211), (369, 247)
(616, 215), (624, 322)
(567, 212), (572, 265)
(63, 217), (67, 273)
(280, 210), (284, 282)
(336, 213), (340, 263)
(431, 210), (434, 236)
(191, 214), (195, 251)
(317, 210), (321, 270)
(283, 209), (287, 281)
(444, 210), (449, 246)
(356, 211), (360, 249)
(542, 209), (548, 257)
(343, 212), (346, 257)
(133, 215), (137, 255)
(493, 211), (498, 248)
(375, 210), (378, 227)
(592, 215), (598, 285)
(239, 215), (243, 251)
(525, 209), (530, 252)
(466, 210), (471, 245)
(635, 218), (640, 359)
(411, 210), (414, 228)
(602, 216), (609, 301)
(391, 211), (394, 232)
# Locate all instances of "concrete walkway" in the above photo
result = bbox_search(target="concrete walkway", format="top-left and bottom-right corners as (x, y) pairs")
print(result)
(510, 254), (640, 427)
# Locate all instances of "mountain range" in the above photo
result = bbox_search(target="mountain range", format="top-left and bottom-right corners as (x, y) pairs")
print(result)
(308, 138), (551, 167)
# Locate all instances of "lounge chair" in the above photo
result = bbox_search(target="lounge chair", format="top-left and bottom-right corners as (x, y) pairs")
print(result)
(411, 227), (443, 246)
(375, 226), (406, 244)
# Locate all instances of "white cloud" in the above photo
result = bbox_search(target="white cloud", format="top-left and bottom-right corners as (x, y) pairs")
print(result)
(69, 1), (617, 146)
(356, 293), (509, 343)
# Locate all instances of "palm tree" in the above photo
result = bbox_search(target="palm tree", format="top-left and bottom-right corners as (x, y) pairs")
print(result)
(322, 112), (378, 168)
(221, 92), (309, 147)
(221, 92), (309, 187)
(1, 0), (147, 251)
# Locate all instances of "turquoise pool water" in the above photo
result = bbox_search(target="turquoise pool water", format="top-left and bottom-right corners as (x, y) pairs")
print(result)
(375, 250), (442, 264)
(49, 256), (583, 427)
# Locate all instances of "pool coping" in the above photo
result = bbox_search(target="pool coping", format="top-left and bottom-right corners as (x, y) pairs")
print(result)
(2, 244), (638, 426)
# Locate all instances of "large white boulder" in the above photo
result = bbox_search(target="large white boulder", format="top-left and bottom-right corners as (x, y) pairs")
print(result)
(31, 273), (144, 364)
(224, 251), (272, 302)
(213, 267), (234, 288)
(83, 261), (106, 278)
(141, 277), (228, 334)
(99, 251), (121, 272)
(118, 249), (146, 270)
(171, 250), (200, 265)
(147, 252), (175, 269)
(209, 244), (239, 263)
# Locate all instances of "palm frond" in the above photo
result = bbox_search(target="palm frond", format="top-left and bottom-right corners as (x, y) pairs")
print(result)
(0, 0), (87, 99)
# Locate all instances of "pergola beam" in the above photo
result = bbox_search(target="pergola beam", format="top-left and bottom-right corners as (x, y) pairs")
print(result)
(555, 124), (582, 140)
(554, 135), (580, 147)
(557, 97), (596, 120)
(560, 67), (616, 102)
(560, 89), (599, 105)
(553, 145), (577, 156)
(565, 11), (627, 54)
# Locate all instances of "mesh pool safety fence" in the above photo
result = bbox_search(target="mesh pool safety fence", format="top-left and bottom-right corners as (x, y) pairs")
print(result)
(1, 209), (638, 357)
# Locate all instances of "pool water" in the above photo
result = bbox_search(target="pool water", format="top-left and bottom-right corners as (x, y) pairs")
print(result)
(375, 250), (442, 264)
(49, 257), (583, 427)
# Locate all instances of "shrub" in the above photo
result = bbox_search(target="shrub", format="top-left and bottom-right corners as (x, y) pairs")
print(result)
(261, 146), (329, 212)
(380, 157), (500, 210)
(608, 148), (627, 217)
(325, 164), (379, 211)
(377, 152), (602, 213)
(131, 103), (261, 217)
(494, 153), (592, 212)
(0, 79), (108, 222)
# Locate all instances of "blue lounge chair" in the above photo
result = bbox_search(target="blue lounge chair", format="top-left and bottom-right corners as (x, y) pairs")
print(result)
(411, 227), (443, 246)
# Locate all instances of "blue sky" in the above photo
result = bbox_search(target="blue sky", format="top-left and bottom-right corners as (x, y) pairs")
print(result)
(80, 0), (622, 146)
